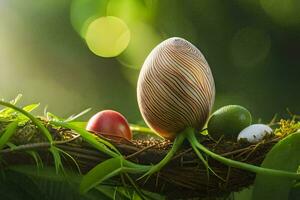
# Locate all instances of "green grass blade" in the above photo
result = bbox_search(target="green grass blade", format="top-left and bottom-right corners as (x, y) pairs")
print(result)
(17, 103), (41, 124)
(187, 133), (225, 182)
(23, 103), (40, 112)
(124, 173), (148, 200)
(138, 131), (186, 181)
(49, 146), (64, 174)
(10, 94), (23, 105)
(6, 142), (17, 148)
(56, 147), (81, 174)
(130, 124), (163, 139)
(0, 121), (18, 149)
(65, 108), (92, 122)
(0, 94), (22, 115)
(0, 100), (53, 143)
(46, 112), (65, 121)
(80, 157), (122, 194)
(69, 121), (87, 129)
(26, 151), (44, 169)
(50, 120), (120, 157)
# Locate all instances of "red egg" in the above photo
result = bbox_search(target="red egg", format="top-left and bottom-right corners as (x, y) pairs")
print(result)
(86, 110), (132, 141)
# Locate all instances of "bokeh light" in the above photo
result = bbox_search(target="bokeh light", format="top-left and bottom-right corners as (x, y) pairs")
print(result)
(230, 27), (271, 68)
(260, 0), (300, 26)
(2, 0), (300, 130)
(119, 22), (161, 69)
(85, 16), (131, 57)
(70, 0), (108, 37)
(106, 0), (151, 23)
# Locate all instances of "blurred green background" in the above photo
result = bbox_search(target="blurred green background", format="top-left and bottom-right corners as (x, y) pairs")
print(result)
(1, 0), (300, 124)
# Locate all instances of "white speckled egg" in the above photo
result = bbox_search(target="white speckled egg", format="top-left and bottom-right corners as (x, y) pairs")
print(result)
(237, 124), (273, 143)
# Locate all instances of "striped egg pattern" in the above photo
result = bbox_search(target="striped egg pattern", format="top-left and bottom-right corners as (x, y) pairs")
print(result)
(137, 37), (215, 140)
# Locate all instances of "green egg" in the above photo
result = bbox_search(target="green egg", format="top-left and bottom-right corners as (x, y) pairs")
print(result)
(207, 105), (252, 139)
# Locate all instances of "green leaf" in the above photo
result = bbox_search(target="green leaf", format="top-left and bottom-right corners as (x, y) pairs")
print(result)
(23, 103), (40, 112)
(80, 157), (122, 194)
(26, 151), (44, 169)
(57, 147), (81, 174)
(0, 121), (18, 149)
(130, 124), (158, 135)
(51, 121), (120, 157)
(0, 100), (53, 143)
(65, 108), (92, 122)
(69, 121), (87, 129)
(139, 132), (186, 180)
(252, 132), (300, 200)
(50, 146), (64, 174)
(46, 112), (65, 121)
(10, 94), (23, 105)
(0, 94), (23, 116)
(16, 103), (40, 125)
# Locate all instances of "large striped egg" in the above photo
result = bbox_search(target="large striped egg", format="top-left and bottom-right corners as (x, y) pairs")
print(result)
(137, 37), (215, 140)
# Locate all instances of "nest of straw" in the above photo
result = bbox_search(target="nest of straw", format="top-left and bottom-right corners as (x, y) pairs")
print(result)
(0, 121), (279, 199)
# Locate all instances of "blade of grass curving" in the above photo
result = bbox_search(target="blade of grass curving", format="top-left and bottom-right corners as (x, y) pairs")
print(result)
(26, 151), (44, 169)
(46, 112), (65, 121)
(188, 136), (225, 182)
(10, 94), (23, 105)
(119, 159), (145, 200)
(17, 103), (41, 125)
(65, 108), (92, 122)
(124, 173), (148, 200)
(0, 94), (22, 116)
(69, 121), (87, 129)
(189, 138), (210, 180)
(187, 131), (300, 180)
(50, 120), (120, 157)
(252, 132), (300, 200)
(6, 142), (17, 149)
(56, 147), (81, 174)
(23, 103), (40, 113)
(130, 124), (163, 139)
(0, 101), (65, 174)
(49, 146), (64, 174)
(138, 130), (186, 181)
(82, 161), (149, 195)
(80, 157), (123, 194)
(113, 186), (118, 200)
(51, 121), (151, 175)
(43, 105), (48, 118)
(0, 121), (18, 149)
(120, 174), (132, 199)
(0, 101), (53, 143)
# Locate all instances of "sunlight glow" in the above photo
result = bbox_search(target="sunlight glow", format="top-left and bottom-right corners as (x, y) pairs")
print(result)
(70, 0), (108, 37)
(85, 16), (131, 58)
(260, 0), (300, 26)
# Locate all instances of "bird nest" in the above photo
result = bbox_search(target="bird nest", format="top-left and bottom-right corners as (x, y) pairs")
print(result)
(0, 120), (280, 199)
